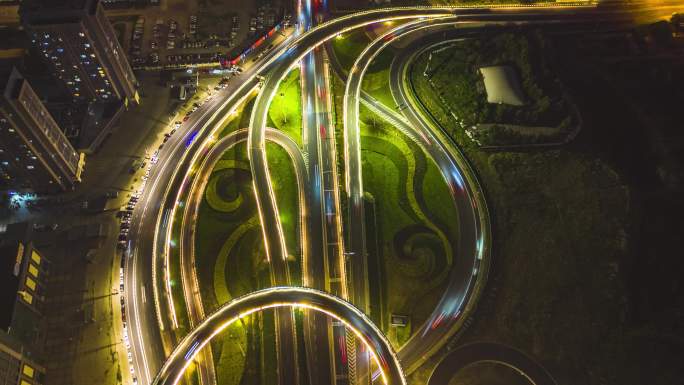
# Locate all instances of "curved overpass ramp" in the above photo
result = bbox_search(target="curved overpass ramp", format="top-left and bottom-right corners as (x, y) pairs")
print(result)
(151, 287), (406, 385)
(178, 127), (307, 385)
(427, 342), (557, 385)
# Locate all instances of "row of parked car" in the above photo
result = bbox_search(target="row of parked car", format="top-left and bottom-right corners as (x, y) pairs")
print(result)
(117, 96), (181, 385)
(116, 194), (137, 249)
(165, 52), (226, 66)
(120, 279), (138, 385)
(131, 16), (146, 65)
(189, 15), (198, 36)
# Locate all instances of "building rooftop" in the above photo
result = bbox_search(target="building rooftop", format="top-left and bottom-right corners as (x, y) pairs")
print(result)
(20, 0), (98, 25)
(479, 65), (526, 107)
(77, 100), (124, 151)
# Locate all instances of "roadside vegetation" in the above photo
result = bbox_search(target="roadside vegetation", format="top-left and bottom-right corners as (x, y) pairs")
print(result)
(268, 69), (303, 147)
(410, 31), (576, 146)
(408, 20), (684, 385)
(329, 31), (372, 72)
(265, 67), (304, 274)
(193, 142), (262, 385)
(266, 142), (302, 282)
(190, 79), (303, 384)
(359, 106), (457, 348)
(329, 28), (398, 108)
(330, 64), (459, 349)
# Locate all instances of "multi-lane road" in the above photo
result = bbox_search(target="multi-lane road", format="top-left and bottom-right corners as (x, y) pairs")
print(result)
(151, 287), (405, 385)
(123, 27), (295, 385)
(122, 2), (684, 385)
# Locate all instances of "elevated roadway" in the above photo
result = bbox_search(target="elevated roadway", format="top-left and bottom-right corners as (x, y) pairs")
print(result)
(427, 342), (557, 385)
(177, 127), (306, 385)
(130, 3), (684, 385)
(124, 28), (295, 385)
(151, 287), (406, 385)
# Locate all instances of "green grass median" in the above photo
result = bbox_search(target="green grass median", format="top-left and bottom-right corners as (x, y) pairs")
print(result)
(268, 69), (302, 147)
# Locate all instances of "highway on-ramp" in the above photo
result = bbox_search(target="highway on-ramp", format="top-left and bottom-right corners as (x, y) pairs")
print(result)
(125, 3), (684, 385)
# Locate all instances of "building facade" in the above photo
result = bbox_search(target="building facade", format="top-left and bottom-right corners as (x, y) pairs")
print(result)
(20, 0), (138, 105)
(0, 339), (45, 385)
(0, 66), (84, 193)
(0, 222), (47, 385)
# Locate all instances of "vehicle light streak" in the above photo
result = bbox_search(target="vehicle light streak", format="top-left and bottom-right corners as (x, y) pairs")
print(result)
(157, 83), (259, 334)
(135, 4), (609, 385)
(152, 287), (406, 385)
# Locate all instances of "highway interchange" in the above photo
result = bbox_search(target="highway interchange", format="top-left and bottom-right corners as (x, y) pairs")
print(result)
(118, 2), (684, 385)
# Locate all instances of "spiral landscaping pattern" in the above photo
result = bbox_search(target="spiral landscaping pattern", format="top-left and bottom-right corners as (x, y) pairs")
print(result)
(120, 4), (627, 385)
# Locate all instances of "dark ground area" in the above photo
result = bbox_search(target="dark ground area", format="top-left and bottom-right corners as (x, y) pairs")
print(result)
(408, 22), (684, 385)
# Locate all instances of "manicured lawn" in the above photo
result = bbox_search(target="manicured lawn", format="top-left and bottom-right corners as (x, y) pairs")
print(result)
(192, 141), (262, 385)
(268, 69), (302, 147)
(193, 130), (303, 384)
(330, 69), (458, 347)
(359, 108), (455, 348)
(329, 31), (372, 72)
(362, 68), (397, 109)
(266, 143), (302, 282)
(168, 210), (190, 333)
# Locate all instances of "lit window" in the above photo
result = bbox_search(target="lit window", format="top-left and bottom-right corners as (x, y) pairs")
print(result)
(25, 277), (36, 290)
(31, 252), (40, 264)
(26, 165), (34, 170)
(22, 292), (33, 305)
(28, 264), (39, 277)
(21, 379), (32, 385)
(22, 364), (34, 378)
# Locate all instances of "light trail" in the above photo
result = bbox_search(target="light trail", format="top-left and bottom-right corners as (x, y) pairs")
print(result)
(156, 84), (260, 333)
(130, 4), (675, 385)
(151, 287), (406, 385)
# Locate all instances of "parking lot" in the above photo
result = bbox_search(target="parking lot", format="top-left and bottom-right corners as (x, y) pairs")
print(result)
(107, 0), (286, 68)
